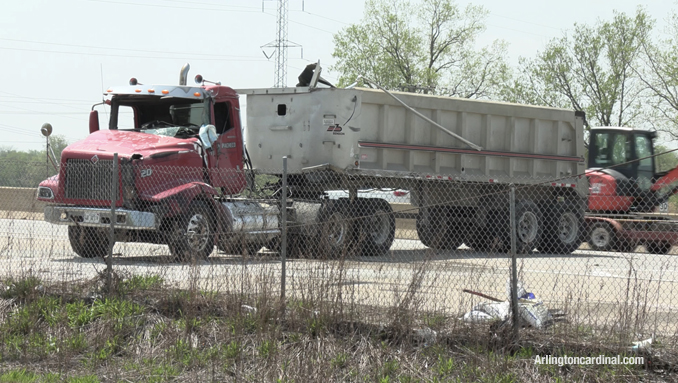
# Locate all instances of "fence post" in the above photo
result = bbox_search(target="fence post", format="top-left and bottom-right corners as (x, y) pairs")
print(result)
(108, 153), (117, 292)
(280, 156), (288, 305)
(509, 184), (520, 339)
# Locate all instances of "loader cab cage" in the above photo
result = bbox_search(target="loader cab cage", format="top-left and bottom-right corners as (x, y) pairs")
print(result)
(588, 128), (656, 189)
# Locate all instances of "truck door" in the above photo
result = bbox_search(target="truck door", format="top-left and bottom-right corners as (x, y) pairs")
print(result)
(206, 100), (246, 194)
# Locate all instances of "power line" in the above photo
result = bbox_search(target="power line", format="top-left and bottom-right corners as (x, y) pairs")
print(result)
(0, 112), (86, 115)
(0, 46), (270, 61)
(291, 9), (350, 26)
(88, 0), (262, 12)
(0, 92), (92, 103)
(0, 38), (264, 60)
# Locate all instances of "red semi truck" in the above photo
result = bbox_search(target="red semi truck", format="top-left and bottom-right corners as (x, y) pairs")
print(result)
(34, 64), (678, 259)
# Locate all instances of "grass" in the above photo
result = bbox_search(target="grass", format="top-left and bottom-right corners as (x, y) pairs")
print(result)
(0, 274), (671, 382)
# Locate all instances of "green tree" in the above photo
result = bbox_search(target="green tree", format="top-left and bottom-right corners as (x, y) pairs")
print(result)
(507, 8), (652, 129)
(655, 144), (678, 173)
(0, 135), (69, 187)
(331, 0), (509, 98)
(637, 11), (678, 139)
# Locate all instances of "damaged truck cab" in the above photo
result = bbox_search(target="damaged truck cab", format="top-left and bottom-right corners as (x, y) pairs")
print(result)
(37, 65), (280, 260)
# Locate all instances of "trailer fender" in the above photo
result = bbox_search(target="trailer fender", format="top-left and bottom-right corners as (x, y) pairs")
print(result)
(585, 216), (624, 234)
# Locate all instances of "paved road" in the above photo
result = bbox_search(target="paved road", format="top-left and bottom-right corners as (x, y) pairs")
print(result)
(1, 218), (677, 333)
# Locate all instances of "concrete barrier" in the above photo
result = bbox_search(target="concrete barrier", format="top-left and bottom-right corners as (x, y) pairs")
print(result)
(0, 187), (44, 212)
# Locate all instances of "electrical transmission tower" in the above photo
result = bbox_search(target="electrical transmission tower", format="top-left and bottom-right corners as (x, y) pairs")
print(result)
(262, 0), (302, 88)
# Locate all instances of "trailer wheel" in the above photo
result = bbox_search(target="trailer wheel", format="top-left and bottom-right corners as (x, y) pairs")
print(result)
(588, 222), (613, 251)
(514, 200), (542, 254)
(318, 200), (352, 257)
(415, 207), (435, 248)
(614, 238), (637, 253)
(466, 227), (491, 252)
(539, 202), (584, 254)
(68, 226), (111, 258)
(168, 201), (215, 262)
(358, 199), (395, 256)
(646, 241), (672, 255)
(218, 240), (262, 256)
(416, 207), (463, 251)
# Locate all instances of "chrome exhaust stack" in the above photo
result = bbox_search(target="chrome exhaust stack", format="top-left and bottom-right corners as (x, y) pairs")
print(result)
(179, 63), (190, 85)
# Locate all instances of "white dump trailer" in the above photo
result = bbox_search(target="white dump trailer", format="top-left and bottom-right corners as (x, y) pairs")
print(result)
(238, 83), (587, 255)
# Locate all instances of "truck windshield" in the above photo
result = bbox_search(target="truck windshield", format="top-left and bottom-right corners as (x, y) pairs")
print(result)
(110, 96), (210, 138)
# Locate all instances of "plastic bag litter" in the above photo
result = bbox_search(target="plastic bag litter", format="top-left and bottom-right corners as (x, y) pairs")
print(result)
(507, 279), (527, 300)
(462, 284), (555, 329)
(517, 299), (553, 329)
(630, 338), (652, 351)
(461, 301), (510, 323)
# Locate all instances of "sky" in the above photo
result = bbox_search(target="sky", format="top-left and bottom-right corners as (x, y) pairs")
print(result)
(1, 0), (675, 152)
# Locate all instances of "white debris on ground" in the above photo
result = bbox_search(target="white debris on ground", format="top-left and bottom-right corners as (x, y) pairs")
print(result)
(461, 281), (555, 329)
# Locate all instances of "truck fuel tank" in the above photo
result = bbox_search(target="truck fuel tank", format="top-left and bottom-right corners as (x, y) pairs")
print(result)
(221, 200), (279, 234)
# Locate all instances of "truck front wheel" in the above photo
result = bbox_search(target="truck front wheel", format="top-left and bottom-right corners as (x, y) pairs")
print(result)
(168, 201), (215, 262)
(68, 226), (111, 258)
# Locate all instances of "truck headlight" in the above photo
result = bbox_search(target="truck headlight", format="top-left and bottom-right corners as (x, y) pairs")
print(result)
(37, 186), (54, 200)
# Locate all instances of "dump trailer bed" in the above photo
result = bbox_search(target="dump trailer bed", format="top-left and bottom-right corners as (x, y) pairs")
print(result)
(238, 87), (587, 196)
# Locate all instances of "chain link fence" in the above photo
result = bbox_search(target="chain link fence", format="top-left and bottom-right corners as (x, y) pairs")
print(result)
(3, 160), (678, 339)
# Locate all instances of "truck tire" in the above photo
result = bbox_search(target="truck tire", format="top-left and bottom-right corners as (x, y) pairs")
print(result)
(466, 226), (491, 252)
(539, 202), (584, 255)
(646, 241), (672, 255)
(514, 200), (542, 254)
(358, 199), (395, 256)
(318, 200), (352, 258)
(588, 222), (613, 251)
(68, 226), (111, 258)
(168, 201), (215, 262)
(416, 207), (463, 251)
(218, 240), (262, 256)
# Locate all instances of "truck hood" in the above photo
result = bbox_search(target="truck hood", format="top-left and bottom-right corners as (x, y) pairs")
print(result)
(62, 130), (200, 159)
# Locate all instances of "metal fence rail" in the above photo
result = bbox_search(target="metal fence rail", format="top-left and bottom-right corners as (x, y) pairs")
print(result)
(2, 160), (678, 339)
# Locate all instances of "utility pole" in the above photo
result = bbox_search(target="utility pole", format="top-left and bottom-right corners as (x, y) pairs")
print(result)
(262, 0), (302, 88)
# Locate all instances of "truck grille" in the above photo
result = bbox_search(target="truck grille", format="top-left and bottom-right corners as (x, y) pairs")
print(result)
(65, 159), (118, 201)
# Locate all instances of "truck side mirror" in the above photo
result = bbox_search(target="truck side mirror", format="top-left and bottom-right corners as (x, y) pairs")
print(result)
(89, 110), (100, 134)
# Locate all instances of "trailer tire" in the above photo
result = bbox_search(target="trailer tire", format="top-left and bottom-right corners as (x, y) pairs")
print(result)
(416, 207), (463, 251)
(466, 226), (491, 252)
(68, 226), (111, 258)
(614, 238), (637, 253)
(539, 202), (584, 255)
(646, 241), (672, 255)
(588, 222), (614, 251)
(358, 199), (395, 256)
(318, 200), (352, 258)
(218, 240), (262, 256)
(514, 200), (542, 254)
(169, 201), (215, 262)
